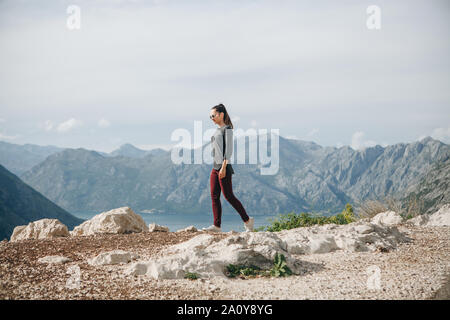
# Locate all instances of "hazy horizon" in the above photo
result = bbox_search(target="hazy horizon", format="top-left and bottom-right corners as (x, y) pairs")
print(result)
(1, 0), (449, 153)
(0, 133), (444, 154)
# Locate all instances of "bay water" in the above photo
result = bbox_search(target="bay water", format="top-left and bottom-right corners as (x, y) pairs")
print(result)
(72, 212), (280, 232)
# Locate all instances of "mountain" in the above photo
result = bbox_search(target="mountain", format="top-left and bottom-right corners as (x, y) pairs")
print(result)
(109, 143), (148, 158)
(109, 143), (167, 158)
(0, 141), (66, 175)
(0, 164), (84, 240)
(0, 141), (166, 173)
(19, 135), (449, 216)
(402, 151), (450, 214)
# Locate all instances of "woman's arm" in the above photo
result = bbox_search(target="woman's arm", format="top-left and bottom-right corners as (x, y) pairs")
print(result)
(221, 158), (228, 168)
(219, 127), (233, 177)
(219, 158), (227, 179)
(223, 127), (233, 163)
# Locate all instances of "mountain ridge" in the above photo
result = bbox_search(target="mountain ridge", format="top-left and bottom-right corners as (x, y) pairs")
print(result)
(18, 136), (449, 216)
(0, 164), (84, 240)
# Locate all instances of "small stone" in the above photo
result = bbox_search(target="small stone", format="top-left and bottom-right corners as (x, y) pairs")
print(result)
(37, 255), (71, 264)
(148, 223), (169, 232)
(88, 250), (139, 266)
(175, 225), (197, 233)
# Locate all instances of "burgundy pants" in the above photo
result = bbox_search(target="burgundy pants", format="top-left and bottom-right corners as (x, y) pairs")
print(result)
(210, 168), (250, 228)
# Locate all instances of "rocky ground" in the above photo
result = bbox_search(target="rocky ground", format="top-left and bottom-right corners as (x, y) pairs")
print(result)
(0, 223), (449, 300)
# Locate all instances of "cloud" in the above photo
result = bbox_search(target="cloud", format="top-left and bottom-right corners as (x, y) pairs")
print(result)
(0, 132), (19, 140)
(430, 126), (450, 143)
(98, 118), (111, 128)
(416, 134), (427, 141)
(351, 131), (377, 150)
(37, 120), (53, 131)
(44, 120), (53, 131)
(417, 126), (450, 144)
(0, 1), (448, 150)
(56, 118), (83, 133)
(136, 143), (173, 151)
(307, 128), (319, 136)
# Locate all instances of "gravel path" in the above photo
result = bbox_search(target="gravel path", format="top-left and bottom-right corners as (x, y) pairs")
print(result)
(0, 224), (448, 300)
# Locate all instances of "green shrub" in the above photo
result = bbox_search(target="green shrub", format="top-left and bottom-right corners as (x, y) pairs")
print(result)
(330, 203), (357, 224)
(344, 203), (355, 219)
(257, 203), (357, 232)
(225, 264), (263, 278)
(184, 272), (199, 280)
(269, 252), (292, 277)
(225, 253), (292, 279)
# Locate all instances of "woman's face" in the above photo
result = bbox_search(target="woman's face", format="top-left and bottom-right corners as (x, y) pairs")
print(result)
(209, 109), (223, 125)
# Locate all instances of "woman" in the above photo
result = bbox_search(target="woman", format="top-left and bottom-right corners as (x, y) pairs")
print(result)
(202, 103), (254, 232)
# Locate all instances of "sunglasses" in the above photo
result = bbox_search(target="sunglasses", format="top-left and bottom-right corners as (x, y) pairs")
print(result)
(210, 113), (219, 120)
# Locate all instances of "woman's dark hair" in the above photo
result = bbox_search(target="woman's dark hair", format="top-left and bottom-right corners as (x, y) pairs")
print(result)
(211, 103), (234, 129)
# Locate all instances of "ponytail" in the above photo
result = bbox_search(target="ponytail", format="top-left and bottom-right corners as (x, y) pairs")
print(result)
(211, 103), (234, 129)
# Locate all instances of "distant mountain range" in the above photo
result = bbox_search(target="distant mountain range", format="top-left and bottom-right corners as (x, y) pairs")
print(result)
(0, 164), (83, 240)
(0, 141), (66, 176)
(0, 141), (168, 175)
(10, 135), (449, 217)
(402, 152), (450, 214)
(109, 143), (167, 158)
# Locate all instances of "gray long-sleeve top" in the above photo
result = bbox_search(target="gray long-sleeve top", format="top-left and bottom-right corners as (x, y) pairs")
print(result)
(211, 124), (234, 174)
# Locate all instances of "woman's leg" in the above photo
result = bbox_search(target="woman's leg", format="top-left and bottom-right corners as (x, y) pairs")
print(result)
(218, 170), (250, 223)
(210, 169), (222, 227)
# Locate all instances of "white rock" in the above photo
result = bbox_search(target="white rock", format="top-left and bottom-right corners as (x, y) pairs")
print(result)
(322, 224), (338, 230)
(427, 204), (450, 226)
(124, 219), (412, 279)
(370, 210), (404, 226)
(125, 232), (301, 279)
(405, 204), (450, 227)
(38, 255), (71, 264)
(10, 219), (69, 242)
(277, 220), (409, 254)
(276, 229), (309, 254)
(71, 207), (148, 236)
(175, 225), (198, 233)
(307, 235), (338, 254)
(125, 262), (149, 276)
(334, 235), (368, 252)
(406, 214), (430, 226)
(88, 250), (139, 266)
(148, 223), (169, 232)
(165, 233), (216, 254)
(354, 224), (374, 234)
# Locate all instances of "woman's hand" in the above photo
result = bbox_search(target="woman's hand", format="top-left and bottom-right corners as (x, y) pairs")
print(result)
(219, 167), (226, 179)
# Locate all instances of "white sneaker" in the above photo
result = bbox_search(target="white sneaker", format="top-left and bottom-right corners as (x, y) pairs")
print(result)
(202, 225), (222, 232)
(244, 217), (254, 232)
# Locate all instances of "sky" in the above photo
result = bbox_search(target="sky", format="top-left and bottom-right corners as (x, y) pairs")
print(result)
(0, 0), (449, 152)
